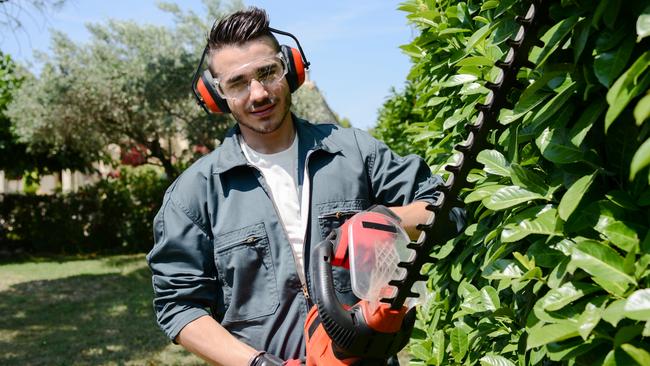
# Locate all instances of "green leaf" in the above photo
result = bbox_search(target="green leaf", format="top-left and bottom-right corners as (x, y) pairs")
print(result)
(483, 259), (524, 280)
(509, 164), (548, 196)
(615, 325), (644, 348)
(456, 56), (493, 67)
(558, 172), (596, 220)
(410, 343), (432, 363)
(638, 9), (650, 41)
(440, 74), (478, 88)
(397, 3), (420, 13)
(603, 0), (621, 29)
(501, 205), (563, 243)
(577, 302), (603, 340)
(502, 91), (550, 125)
(527, 82), (577, 131)
(438, 27), (471, 36)
(546, 337), (602, 362)
(484, 186), (545, 211)
(536, 126), (584, 164)
(594, 37), (636, 87)
(477, 149), (510, 177)
(465, 24), (491, 53)
(443, 112), (465, 130)
(603, 299), (627, 326)
(621, 344), (650, 366)
(570, 240), (636, 296)
(480, 286), (500, 311)
(598, 220), (640, 252)
(530, 16), (579, 67)
(538, 282), (596, 311)
(399, 43), (425, 58)
(569, 100), (606, 146)
(465, 184), (506, 203)
(624, 289), (650, 321)
(450, 327), (469, 361)
(432, 330), (445, 366)
(480, 1), (499, 11)
(634, 94), (650, 125)
(527, 240), (566, 268)
(630, 138), (650, 180)
(595, 29), (626, 52)
(603, 349), (638, 366)
(459, 82), (489, 95)
(572, 18), (591, 63)
(426, 97), (447, 107)
(526, 321), (579, 349)
(605, 51), (650, 132)
(480, 354), (516, 366)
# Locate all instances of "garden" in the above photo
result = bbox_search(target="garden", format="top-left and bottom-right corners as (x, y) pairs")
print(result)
(1, 0), (649, 365)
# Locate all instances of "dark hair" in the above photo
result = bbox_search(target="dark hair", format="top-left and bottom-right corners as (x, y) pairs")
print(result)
(208, 7), (280, 53)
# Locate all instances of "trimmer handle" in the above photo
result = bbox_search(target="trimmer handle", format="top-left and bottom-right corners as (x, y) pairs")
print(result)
(307, 233), (415, 361)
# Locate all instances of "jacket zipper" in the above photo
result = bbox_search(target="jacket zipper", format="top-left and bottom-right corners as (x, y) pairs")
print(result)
(247, 163), (310, 302)
(300, 150), (315, 304)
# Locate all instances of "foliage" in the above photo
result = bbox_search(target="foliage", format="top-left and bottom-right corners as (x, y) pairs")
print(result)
(291, 81), (340, 124)
(0, 166), (169, 256)
(0, 0), (66, 33)
(5, 0), (343, 178)
(0, 51), (76, 176)
(5, 1), (241, 178)
(375, 0), (650, 364)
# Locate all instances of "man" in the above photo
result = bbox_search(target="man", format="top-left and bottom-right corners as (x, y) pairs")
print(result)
(147, 7), (448, 366)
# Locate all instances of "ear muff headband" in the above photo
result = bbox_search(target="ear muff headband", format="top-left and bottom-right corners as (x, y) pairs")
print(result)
(191, 27), (310, 114)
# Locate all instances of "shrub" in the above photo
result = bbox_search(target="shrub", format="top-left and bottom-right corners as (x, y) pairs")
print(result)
(376, 0), (650, 364)
(0, 166), (169, 256)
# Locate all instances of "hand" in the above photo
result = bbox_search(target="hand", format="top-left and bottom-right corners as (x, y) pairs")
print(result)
(248, 351), (283, 366)
(248, 351), (304, 366)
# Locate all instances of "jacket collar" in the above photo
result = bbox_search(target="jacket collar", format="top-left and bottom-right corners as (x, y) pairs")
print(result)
(212, 115), (341, 174)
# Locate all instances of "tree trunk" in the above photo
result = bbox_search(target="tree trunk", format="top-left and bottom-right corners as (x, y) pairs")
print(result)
(149, 139), (177, 179)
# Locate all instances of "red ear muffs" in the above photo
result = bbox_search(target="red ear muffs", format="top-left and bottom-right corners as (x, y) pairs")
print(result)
(192, 27), (310, 115)
(281, 45), (306, 93)
(197, 69), (230, 113)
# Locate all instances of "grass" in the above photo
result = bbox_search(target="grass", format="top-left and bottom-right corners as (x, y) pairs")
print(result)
(0, 254), (205, 365)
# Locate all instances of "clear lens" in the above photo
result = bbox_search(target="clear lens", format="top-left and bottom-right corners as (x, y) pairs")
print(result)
(215, 54), (288, 100)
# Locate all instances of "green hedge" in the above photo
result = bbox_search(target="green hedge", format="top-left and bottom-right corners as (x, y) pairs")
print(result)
(376, 0), (650, 365)
(0, 166), (168, 256)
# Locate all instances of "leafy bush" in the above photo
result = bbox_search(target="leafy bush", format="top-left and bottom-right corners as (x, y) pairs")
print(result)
(0, 166), (168, 256)
(376, 0), (650, 364)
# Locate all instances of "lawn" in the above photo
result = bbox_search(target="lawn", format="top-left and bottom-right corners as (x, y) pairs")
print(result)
(0, 254), (204, 365)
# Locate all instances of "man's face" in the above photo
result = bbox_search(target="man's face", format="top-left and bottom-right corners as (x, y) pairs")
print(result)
(211, 39), (292, 135)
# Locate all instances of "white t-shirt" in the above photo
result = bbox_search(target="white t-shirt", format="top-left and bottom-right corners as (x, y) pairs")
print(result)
(239, 134), (306, 283)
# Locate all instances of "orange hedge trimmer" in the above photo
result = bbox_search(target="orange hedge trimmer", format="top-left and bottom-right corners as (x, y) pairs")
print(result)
(304, 1), (550, 365)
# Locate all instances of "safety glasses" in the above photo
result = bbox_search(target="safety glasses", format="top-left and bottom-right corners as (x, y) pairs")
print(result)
(214, 53), (288, 100)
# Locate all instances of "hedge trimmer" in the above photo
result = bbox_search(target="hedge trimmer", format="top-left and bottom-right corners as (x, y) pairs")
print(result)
(304, 1), (550, 364)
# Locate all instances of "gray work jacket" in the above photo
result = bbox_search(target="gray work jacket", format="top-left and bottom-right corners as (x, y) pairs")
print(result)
(147, 117), (444, 359)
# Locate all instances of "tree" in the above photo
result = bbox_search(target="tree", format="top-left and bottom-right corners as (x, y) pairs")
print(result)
(0, 0), (66, 31)
(0, 50), (76, 177)
(7, 1), (242, 179)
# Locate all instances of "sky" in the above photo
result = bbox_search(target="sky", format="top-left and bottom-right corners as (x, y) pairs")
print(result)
(0, 0), (416, 130)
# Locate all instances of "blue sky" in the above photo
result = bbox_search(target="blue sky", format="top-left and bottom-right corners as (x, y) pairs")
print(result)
(0, 0), (416, 130)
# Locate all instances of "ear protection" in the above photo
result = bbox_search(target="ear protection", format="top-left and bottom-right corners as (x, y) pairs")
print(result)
(192, 27), (310, 114)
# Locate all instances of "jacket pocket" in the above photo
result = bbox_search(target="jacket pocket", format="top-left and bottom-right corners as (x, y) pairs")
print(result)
(317, 199), (368, 293)
(214, 222), (279, 323)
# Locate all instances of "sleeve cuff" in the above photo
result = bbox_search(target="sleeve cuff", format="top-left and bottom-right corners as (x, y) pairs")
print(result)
(164, 307), (211, 343)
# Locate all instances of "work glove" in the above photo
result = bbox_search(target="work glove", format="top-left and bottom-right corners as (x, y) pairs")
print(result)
(248, 351), (304, 366)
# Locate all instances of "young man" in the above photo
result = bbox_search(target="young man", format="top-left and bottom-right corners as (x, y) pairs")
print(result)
(147, 7), (452, 366)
